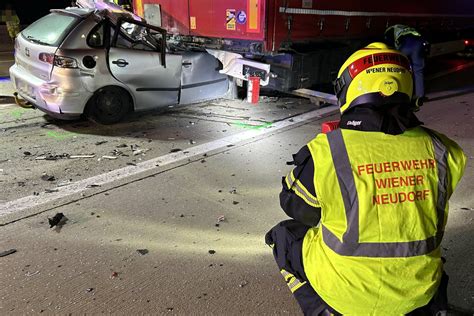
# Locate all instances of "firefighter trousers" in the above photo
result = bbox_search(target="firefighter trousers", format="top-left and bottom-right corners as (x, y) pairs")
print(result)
(265, 220), (449, 316)
(265, 220), (339, 316)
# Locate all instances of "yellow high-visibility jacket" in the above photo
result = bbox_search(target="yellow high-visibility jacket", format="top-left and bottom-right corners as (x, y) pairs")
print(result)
(385, 24), (422, 49)
(302, 127), (466, 315)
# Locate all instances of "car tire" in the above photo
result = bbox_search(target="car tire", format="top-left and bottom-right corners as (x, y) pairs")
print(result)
(88, 86), (132, 124)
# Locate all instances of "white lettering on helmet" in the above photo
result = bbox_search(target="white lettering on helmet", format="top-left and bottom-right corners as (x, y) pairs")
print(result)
(347, 120), (362, 126)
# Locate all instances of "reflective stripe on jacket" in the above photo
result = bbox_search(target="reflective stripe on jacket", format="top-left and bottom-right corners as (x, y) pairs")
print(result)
(280, 145), (322, 227)
(0, 9), (19, 23)
(302, 127), (466, 314)
(386, 24), (422, 49)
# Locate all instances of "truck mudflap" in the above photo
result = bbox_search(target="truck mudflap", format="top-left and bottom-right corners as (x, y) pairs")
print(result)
(206, 49), (271, 86)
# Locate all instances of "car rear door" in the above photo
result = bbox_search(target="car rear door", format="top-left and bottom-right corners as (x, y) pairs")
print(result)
(108, 18), (182, 111)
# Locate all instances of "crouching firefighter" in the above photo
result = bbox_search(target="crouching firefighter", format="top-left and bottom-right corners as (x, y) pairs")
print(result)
(265, 43), (467, 315)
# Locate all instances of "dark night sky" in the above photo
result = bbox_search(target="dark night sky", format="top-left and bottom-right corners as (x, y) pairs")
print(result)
(2, 0), (72, 24)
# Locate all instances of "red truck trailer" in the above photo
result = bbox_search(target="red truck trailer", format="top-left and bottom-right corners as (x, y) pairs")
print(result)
(132, 0), (474, 92)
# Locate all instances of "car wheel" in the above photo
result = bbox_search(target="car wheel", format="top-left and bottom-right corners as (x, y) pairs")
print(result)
(88, 87), (132, 124)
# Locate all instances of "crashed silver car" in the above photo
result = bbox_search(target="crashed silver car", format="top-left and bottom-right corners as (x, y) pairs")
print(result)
(9, 2), (228, 124)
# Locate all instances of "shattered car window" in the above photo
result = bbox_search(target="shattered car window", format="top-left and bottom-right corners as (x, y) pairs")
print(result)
(87, 22), (105, 48)
(22, 13), (79, 47)
(116, 22), (162, 51)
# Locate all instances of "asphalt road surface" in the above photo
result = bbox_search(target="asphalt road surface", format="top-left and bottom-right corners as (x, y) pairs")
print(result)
(0, 51), (14, 78)
(0, 59), (473, 314)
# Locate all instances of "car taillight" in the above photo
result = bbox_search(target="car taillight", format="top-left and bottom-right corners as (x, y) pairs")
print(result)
(53, 55), (78, 69)
(39, 53), (55, 64)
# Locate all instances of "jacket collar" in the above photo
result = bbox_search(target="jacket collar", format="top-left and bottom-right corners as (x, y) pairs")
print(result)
(340, 104), (423, 135)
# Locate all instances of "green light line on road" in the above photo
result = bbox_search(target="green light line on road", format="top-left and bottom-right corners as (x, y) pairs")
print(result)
(232, 121), (273, 129)
(46, 131), (77, 140)
(10, 108), (26, 119)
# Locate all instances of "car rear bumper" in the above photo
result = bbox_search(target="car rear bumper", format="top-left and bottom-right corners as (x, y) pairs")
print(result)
(9, 64), (91, 118)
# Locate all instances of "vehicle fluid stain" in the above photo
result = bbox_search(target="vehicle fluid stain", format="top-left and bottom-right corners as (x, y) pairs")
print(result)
(232, 121), (272, 129)
(46, 131), (77, 140)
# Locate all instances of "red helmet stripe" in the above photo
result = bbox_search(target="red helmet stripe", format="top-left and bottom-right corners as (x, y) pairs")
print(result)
(348, 53), (411, 78)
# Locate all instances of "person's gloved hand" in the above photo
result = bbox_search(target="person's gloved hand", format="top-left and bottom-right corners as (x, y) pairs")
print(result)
(422, 40), (431, 57)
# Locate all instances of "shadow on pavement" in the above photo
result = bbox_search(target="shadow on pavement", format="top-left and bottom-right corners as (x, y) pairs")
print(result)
(0, 95), (15, 104)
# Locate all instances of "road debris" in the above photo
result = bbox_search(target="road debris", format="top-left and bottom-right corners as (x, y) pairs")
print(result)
(48, 213), (65, 228)
(35, 153), (96, 160)
(261, 96), (279, 102)
(137, 249), (149, 255)
(461, 207), (474, 211)
(35, 153), (70, 161)
(56, 180), (72, 187)
(129, 144), (150, 156)
(170, 148), (182, 153)
(85, 288), (94, 293)
(232, 201), (240, 205)
(44, 188), (59, 193)
(111, 272), (119, 278)
(116, 144), (128, 148)
(208, 250), (216, 254)
(111, 149), (128, 157)
(239, 280), (248, 288)
(0, 249), (17, 258)
(215, 215), (226, 227)
(197, 293), (208, 299)
(41, 174), (55, 181)
(217, 215), (226, 222)
(189, 139), (196, 144)
(95, 141), (108, 146)
(102, 155), (118, 160)
(70, 155), (95, 159)
(229, 187), (237, 194)
(23, 151), (31, 156)
(25, 271), (40, 277)
(86, 184), (101, 188)
(132, 149), (145, 156)
(166, 307), (174, 312)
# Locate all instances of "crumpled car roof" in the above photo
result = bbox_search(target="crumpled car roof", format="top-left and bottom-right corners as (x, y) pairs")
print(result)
(75, 0), (144, 23)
